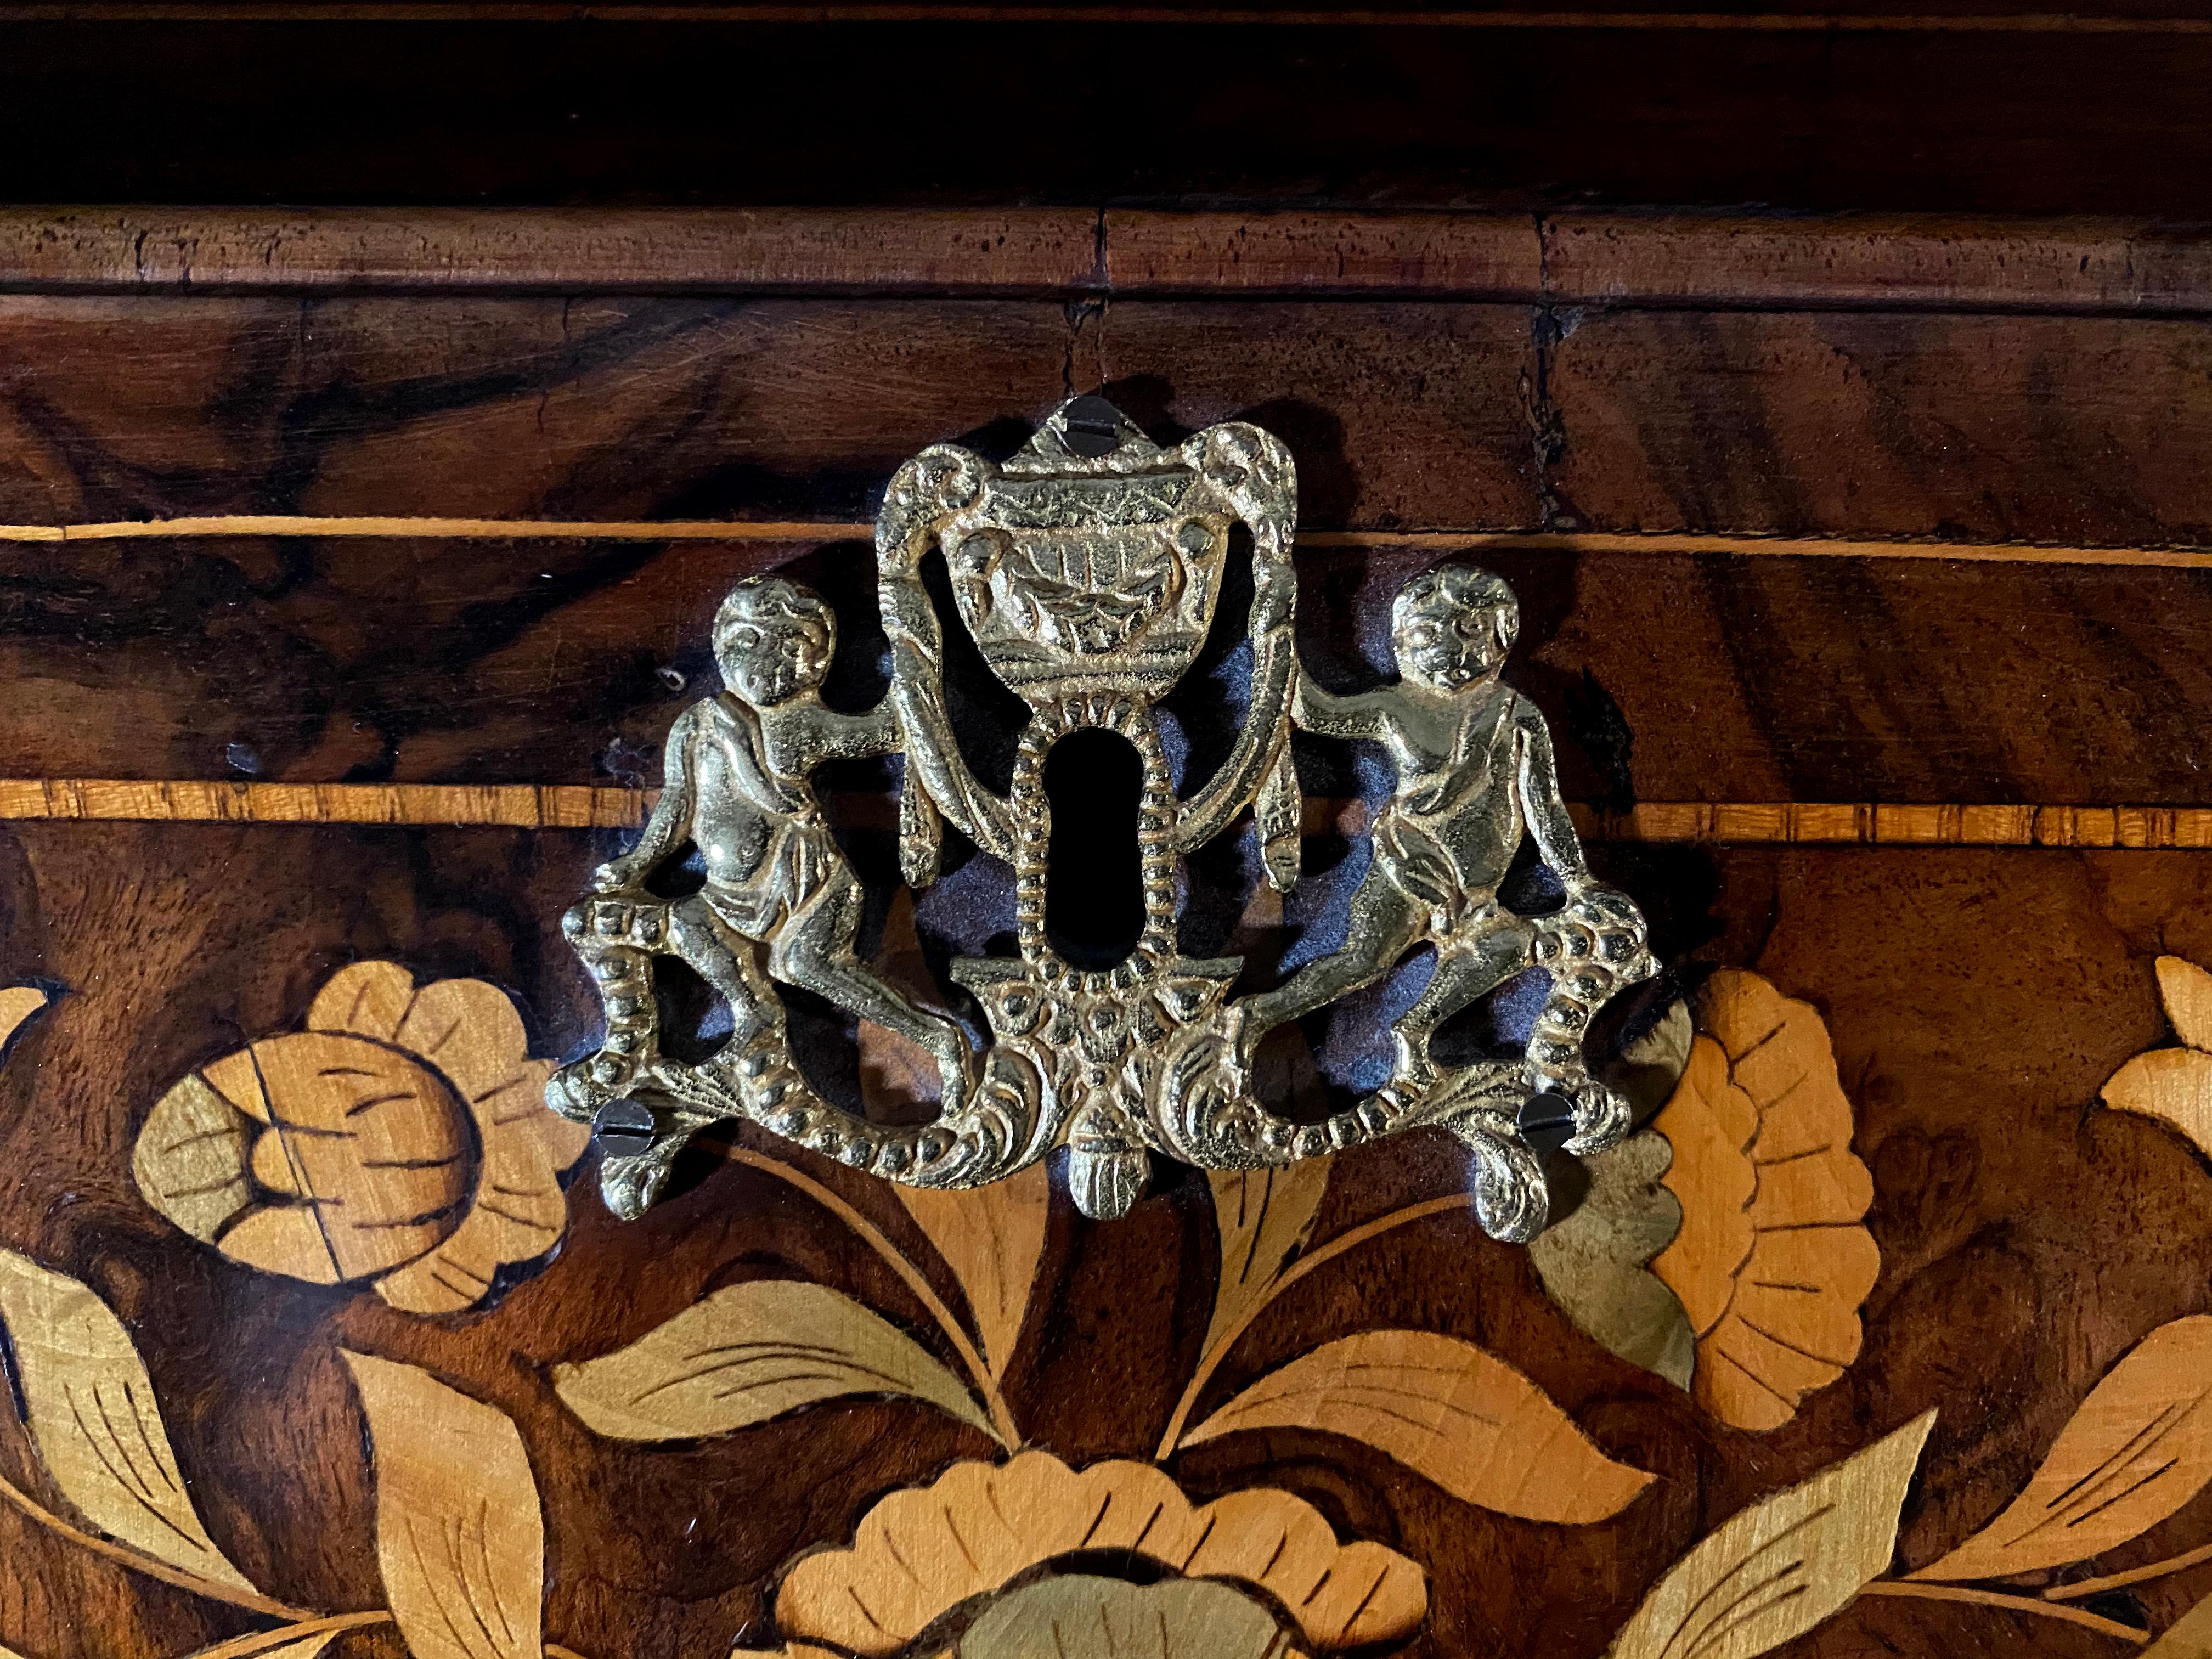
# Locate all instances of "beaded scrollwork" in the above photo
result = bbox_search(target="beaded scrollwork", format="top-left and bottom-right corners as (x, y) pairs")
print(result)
(546, 398), (1655, 1238)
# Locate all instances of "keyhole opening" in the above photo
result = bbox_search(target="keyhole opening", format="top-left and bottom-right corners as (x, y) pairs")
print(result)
(1043, 727), (1147, 969)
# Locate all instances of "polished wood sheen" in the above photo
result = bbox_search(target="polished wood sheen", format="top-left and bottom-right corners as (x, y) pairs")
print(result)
(9, 827), (2212, 1654)
(3, 205), (2212, 1659)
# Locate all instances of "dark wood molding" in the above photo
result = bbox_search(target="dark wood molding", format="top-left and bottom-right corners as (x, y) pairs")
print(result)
(8, 25), (2212, 216)
(5, 207), (2212, 314)
(0, 208), (1107, 299)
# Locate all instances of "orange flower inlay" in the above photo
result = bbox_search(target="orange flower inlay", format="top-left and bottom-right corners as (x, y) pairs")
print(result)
(1650, 969), (1880, 1431)
(774, 1450), (1425, 1656)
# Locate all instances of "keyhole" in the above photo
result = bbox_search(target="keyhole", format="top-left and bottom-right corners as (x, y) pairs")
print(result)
(1043, 728), (1146, 969)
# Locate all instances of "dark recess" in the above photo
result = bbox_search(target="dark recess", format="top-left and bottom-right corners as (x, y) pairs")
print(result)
(1043, 727), (1147, 969)
(4, 22), (2211, 216)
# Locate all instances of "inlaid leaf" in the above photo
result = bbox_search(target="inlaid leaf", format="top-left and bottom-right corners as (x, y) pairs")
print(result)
(2158, 956), (2212, 1051)
(2146, 1590), (2212, 1658)
(2098, 956), (2212, 1166)
(2103, 1048), (2212, 1162)
(1182, 1328), (1654, 1523)
(552, 1279), (1000, 1443)
(1604, 998), (1695, 1125)
(1610, 1410), (1933, 1659)
(1201, 1160), (1331, 1361)
(1911, 1316), (2212, 1581)
(896, 1161), (1050, 1380)
(0, 1248), (257, 1593)
(1530, 1132), (1696, 1389)
(0, 985), (46, 1057)
(962, 1575), (1296, 1659)
(342, 1351), (543, 1659)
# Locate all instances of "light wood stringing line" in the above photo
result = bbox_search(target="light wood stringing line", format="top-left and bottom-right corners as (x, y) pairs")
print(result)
(3, 517), (2211, 571)
(7, 785), (2212, 845)
(0, 780), (650, 827)
(1577, 802), (2212, 848)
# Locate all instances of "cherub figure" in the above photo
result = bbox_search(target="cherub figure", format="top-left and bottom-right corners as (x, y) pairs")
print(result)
(591, 576), (974, 1105)
(1235, 563), (1620, 1096)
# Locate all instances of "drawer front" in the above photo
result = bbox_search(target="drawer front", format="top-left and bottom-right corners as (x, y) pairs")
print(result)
(3, 211), (2211, 1659)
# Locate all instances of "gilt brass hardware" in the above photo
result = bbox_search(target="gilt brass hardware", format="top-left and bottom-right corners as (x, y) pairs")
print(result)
(548, 398), (1655, 1238)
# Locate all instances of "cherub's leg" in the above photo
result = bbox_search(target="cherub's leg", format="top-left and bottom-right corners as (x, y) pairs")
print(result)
(1234, 874), (1425, 1058)
(668, 896), (774, 1046)
(766, 876), (974, 1102)
(1390, 917), (1536, 1082)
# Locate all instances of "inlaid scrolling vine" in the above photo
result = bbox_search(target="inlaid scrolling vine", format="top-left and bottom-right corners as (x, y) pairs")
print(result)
(3, 956), (2212, 1654)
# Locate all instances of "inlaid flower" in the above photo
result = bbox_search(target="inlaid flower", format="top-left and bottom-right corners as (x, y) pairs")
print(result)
(133, 961), (590, 1314)
(768, 1450), (1426, 1657)
(1649, 969), (1880, 1431)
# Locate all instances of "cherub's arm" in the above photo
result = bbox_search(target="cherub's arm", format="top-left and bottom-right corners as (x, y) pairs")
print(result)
(1513, 699), (1592, 887)
(594, 704), (700, 890)
(1293, 662), (1396, 742)
(805, 699), (902, 766)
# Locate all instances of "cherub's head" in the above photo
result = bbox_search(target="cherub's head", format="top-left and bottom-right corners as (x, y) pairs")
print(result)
(713, 577), (836, 707)
(1390, 564), (1518, 691)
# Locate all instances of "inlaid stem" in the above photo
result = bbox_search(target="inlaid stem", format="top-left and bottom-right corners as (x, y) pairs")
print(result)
(0, 1470), (309, 1621)
(1862, 1580), (2149, 1641)
(2047, 1541), (2212, 1601)
(1155, 1194), (1469, 1459)
(722, 1143), (1023, 1448)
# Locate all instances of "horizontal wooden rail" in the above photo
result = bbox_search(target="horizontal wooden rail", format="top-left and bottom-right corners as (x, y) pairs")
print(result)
(6, 207), (2212, 316)
(3, 517), (2209, 568)
(5, 782), (2212, 847)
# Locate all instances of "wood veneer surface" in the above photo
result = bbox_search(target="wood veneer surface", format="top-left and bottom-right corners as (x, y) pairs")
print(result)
(2, 207), (2211, 1659)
